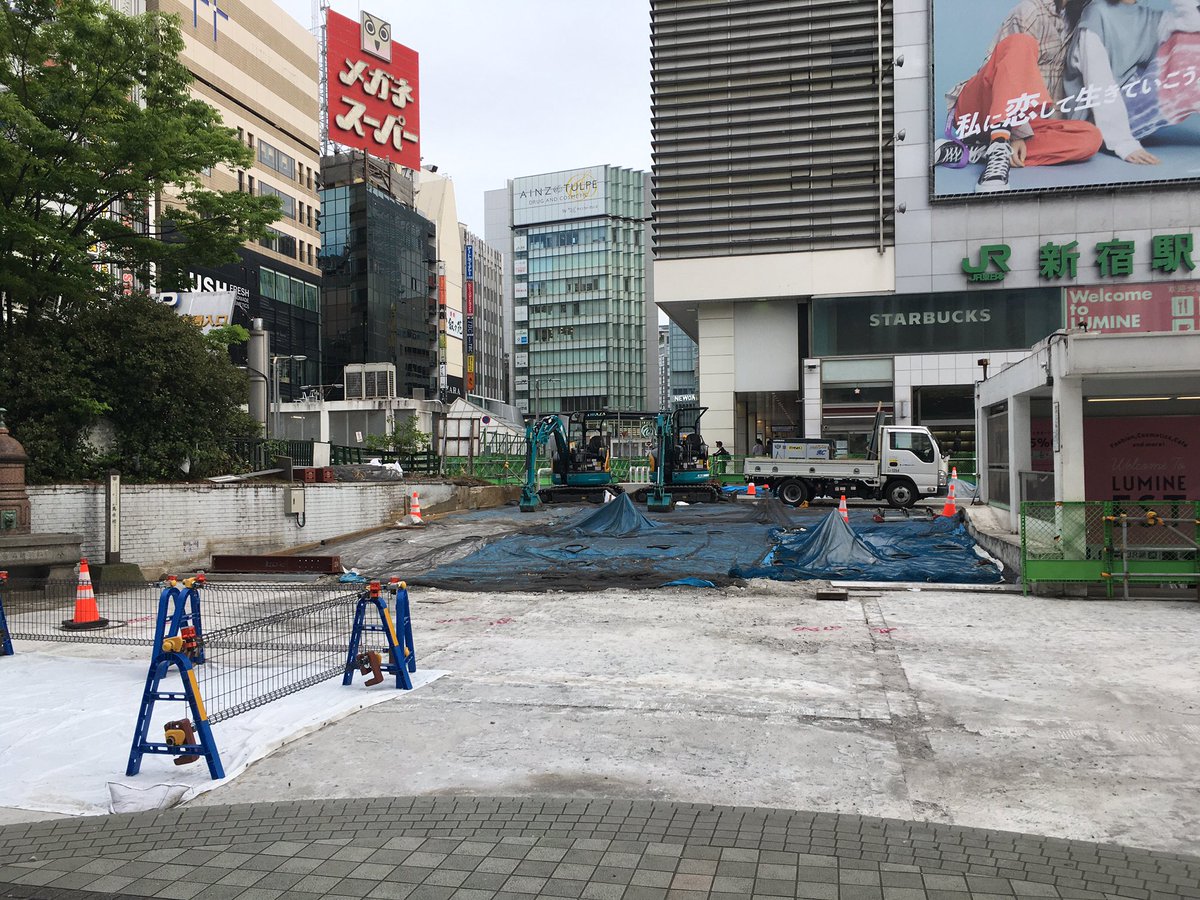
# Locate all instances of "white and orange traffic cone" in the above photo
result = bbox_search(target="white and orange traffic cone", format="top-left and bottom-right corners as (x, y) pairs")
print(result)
(410, 490), (423, 523)
(941, 481), (958, 517)
(62, 558), (108, 630)
(746, 482), (757, 497)
(838, 494), (849, 524)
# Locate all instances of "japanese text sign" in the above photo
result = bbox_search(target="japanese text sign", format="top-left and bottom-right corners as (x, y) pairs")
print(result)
(156, 291), (236, 334)
(963, 232), (1198, 283)
(327, 9), (420, 170)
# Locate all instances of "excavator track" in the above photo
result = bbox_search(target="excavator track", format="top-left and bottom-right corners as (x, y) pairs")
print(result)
(538, 483), (626, 505)
(631, 484), (725, 505)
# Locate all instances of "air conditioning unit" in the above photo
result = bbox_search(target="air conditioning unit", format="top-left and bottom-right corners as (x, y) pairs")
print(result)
(342, 363), (397, 400)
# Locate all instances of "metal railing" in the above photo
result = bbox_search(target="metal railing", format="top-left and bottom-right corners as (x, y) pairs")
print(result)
(1019, 470), (1055, 503)
(1021, 501), (1199, 597)
(228, 438), (314, 470)
(0, 579), (411, 721)
(329, 446), (440, 474)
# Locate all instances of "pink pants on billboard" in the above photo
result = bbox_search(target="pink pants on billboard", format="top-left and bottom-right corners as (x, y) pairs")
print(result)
(956, 34), (1102, 165)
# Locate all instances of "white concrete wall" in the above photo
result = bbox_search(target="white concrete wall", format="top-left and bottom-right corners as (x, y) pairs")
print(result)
(654, 247), (895, 303)
(28, 482), (459, 574)
(698, 304), (737, 446)
(733, 302), (799, 393)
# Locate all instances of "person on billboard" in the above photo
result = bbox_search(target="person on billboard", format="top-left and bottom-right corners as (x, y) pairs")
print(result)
(1063, 0), (1200, 164)
(936, 0), (1103, 193)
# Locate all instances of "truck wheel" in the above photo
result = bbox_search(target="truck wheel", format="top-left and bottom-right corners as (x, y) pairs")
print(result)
(885, 480), (917, 509)
(778, 479), (809, 507)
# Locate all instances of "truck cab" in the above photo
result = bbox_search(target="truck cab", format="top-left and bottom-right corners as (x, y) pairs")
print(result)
(877, 426), (944, 507)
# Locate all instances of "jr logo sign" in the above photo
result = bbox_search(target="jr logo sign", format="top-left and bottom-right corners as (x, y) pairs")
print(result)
(962, 244), (1011, 283)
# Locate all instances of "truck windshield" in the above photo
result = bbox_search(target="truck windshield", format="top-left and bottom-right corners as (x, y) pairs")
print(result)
(890, 430), (936, 463)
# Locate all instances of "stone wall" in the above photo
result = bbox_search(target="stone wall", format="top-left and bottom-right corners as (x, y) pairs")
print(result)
(27, 481), (516, 574)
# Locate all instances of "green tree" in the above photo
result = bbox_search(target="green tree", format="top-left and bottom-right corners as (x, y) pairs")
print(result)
(365, 415), (432, 456)
(0, 0), (280, 326)
(0, 0), (282, 480)
(2, 297), (261, 482)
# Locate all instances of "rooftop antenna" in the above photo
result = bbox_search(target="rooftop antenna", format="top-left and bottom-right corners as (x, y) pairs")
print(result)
(315, 0), (331, 156)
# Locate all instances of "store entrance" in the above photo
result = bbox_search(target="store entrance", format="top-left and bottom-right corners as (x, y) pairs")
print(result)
(736, 391), (803, 455)
(914, 385), (976, 475)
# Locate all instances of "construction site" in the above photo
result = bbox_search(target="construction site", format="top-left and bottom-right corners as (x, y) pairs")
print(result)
(3, 476), (1200, 857)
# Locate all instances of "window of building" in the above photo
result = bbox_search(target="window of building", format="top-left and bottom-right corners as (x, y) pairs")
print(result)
(258, 228), (297, 259)
(259, 182), (296, 219)
(257, 139), (296, 179)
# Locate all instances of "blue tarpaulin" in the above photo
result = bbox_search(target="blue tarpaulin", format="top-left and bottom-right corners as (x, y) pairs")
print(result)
(408, 501), (1002, 591)
(731, 511), (1003, 584)
(572, 494), (661, 535)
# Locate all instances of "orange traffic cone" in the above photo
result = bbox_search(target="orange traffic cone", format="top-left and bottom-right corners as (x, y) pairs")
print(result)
(838, 495), (849, 523)
(410, 490), (423, 523)
(746, 482), (757, 497)
(942, 481), (958, 517)
(62, 558), (108, 630)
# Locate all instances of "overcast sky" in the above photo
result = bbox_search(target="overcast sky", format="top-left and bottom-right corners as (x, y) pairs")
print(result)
(275, 0), (653, 233)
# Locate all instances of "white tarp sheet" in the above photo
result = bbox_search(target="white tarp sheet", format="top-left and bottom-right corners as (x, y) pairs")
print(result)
(0, 650), (444, 816)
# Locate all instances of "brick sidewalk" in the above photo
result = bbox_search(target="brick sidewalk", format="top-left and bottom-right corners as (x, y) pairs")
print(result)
(1, 797), (1197, 900)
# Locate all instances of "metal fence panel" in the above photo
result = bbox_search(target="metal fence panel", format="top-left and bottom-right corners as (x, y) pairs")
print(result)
(229, 439), (314, 469)
(1021, 501), (1200, 596)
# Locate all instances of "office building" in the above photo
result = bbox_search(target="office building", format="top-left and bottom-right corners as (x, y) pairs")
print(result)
(318, 152), (437, 399)
(460, 228), (507, 405)
(147, 0), (323, 398)
(485, 165), (655, 416)
(650, 0), (1200, 512)
(415, 170), (465, 399)
(666, 320), (699, 410)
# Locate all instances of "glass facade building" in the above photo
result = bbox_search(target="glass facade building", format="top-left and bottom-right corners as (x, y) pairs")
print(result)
(319, 153), (437, 398)
(667, 320), (699, 409)
(501, 166), (651, 416)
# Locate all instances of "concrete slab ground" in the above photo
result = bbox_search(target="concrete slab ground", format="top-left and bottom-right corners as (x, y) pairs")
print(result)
(171, 581), (1200, 857)
(3, 500), (1198, 900)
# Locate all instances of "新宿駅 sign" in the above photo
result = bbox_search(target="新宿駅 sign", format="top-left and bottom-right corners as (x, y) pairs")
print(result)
(962, 232), (1197, 282)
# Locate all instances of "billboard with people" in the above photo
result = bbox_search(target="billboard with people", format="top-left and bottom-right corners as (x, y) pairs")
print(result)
(931, 0), (1200, 199)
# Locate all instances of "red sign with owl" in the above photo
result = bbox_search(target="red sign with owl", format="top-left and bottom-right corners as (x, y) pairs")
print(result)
(326, 9), (421, 170)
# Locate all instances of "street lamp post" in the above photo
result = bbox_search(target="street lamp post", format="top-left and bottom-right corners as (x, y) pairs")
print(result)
(270, 354), (307, 439)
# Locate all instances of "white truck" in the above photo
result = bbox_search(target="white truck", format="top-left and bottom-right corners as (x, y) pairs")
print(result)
(743, 420), (949, 508)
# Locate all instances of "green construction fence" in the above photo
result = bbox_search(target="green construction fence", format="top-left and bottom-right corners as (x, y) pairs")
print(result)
(1021, 500), (1200, 598)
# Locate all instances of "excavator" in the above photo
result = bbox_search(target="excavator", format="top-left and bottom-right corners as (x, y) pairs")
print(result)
(519, 411), (624, 512)
(632, 406), (724, 509)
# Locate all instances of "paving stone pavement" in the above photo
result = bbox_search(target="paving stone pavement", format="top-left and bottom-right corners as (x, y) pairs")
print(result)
(0, 797), (1197, 900)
